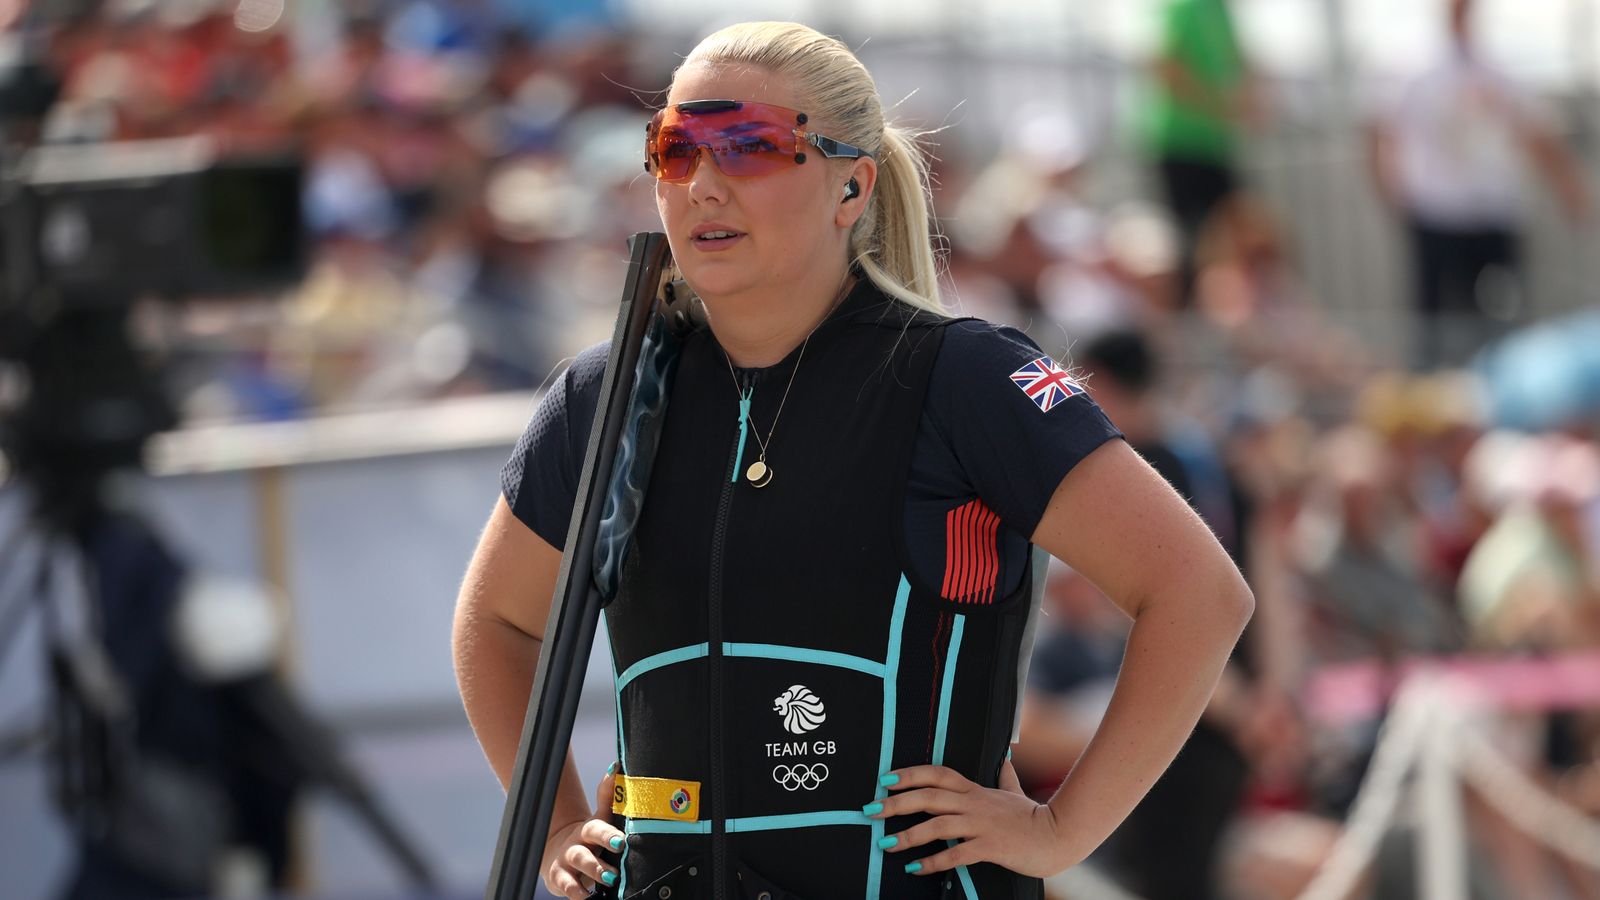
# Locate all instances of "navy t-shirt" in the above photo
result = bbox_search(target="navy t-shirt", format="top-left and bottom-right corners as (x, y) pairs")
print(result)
(501, 319), (1124, 600)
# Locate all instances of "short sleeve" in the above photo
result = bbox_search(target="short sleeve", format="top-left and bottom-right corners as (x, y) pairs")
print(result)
(500, 342), (610, 549)
(925, 321), (1124, 538)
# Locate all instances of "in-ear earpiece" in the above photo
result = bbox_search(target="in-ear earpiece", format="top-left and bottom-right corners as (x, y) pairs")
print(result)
(843, 177), (860, 202)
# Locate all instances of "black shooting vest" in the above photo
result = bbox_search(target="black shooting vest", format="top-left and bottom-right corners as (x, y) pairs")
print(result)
(604, 284), (1045, 900)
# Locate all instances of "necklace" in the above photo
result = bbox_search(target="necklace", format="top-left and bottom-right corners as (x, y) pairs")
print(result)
(721, 275), (853, 488)
(724, 339), (805, 487)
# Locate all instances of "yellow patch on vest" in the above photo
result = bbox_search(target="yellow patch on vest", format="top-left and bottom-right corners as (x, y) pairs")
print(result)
(611, 774), (701, 821)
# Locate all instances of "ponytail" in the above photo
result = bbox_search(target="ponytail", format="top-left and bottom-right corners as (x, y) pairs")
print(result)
(851, 124), (943, 313)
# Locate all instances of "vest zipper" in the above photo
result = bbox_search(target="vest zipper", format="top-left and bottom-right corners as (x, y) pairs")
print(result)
(709, 368), (755, 899)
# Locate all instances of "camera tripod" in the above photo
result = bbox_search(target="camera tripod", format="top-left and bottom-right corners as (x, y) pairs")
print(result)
(0, 309), (439, 898)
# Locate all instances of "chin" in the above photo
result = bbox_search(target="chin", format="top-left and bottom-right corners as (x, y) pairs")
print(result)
(678, 258), (758, 299)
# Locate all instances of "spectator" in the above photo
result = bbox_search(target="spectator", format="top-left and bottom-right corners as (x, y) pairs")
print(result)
(1458, 433), (1600, 650)
(1138, 0), (1261, 306)
(1293, 425), (1462, 663)
(1368, 0), (1592, 370)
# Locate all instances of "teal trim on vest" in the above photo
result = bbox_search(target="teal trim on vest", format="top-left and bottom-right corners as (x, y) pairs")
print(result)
(616, 642), (709, 893)
(866, 575), (911, 900)
(931, 614), (965, 766)
(614, 643), (711, 893)
(626, 819), (714, 835)
(623, 810), (866, 836)
(612, 646), (631, 896)
(616, 642), (710, 691)
(608, 621), (633, 890)
(722, 642), (887, 678)
(956, 857), (981, 898)
(932, 613), (979, 900)
(727, 810), (870, 832)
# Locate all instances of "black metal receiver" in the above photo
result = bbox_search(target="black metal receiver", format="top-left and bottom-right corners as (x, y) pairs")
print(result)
(485, 232), (694, 900)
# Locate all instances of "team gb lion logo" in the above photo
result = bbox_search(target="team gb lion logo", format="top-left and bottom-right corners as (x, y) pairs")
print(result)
(773, 684), (826, 734)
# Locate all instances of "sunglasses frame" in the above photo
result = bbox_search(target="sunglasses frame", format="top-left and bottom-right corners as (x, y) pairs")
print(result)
(645, 99), (874, 184)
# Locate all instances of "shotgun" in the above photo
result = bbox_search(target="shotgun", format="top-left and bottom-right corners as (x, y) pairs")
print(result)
(486, 231), (697, 899)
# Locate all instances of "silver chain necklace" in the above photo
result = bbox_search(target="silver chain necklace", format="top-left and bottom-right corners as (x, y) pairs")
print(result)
(721, 274), (853, 488)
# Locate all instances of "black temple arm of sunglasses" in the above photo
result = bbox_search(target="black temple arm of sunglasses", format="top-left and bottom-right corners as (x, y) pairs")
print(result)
(807, 133), (873, 160)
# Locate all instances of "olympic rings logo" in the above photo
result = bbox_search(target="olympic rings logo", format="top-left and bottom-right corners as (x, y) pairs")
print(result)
(772, 763), (829, 791)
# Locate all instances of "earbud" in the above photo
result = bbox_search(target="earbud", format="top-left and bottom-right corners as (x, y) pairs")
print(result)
(842, 177), (860, 202)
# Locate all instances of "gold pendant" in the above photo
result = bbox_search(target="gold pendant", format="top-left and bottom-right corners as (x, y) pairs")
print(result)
(745, 459), (773, 488)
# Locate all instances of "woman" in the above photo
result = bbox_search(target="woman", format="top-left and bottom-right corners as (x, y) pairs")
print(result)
(454, 21), (1253, 900)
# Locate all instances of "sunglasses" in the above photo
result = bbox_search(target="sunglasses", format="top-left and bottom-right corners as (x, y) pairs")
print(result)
(644, 99), (873, 184)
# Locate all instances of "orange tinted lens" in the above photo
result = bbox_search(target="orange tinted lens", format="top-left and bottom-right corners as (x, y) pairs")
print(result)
(650, 124), (700, 181)
(647, 102), (800, 182)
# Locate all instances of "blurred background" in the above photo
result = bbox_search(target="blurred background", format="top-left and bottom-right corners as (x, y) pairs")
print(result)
(1, 0), (1598, 898)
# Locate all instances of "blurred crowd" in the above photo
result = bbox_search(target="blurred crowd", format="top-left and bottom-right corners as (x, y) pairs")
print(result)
(9, 0), (1600, 898)
(1001, 2), (1600, 899)
(24, 0), (665, 419)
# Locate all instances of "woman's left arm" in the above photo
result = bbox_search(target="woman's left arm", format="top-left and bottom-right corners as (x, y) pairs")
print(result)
(875, 438), (1255, 878)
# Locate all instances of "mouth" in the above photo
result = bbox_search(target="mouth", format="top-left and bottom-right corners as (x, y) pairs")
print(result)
(691, 225), (746, 248)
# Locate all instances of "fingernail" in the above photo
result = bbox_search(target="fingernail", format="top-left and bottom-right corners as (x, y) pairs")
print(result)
(609, 835), (624, 851)
(877, 835), (898, 850)
(878, 773), (900, 787)
(606, 761), (616, 775)
(904, 861), (923, 874)
(862, 802), (883, 816)
(601, 870), (617, 886)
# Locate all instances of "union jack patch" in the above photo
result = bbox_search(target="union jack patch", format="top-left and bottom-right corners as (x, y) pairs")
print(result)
(1009, 356), (1085, 413)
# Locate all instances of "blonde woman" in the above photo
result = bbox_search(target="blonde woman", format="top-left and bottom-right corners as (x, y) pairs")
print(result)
(454, 21), (1253, 900)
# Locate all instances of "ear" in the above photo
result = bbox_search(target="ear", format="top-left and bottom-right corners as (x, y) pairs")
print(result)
(834, 157), (878, 229)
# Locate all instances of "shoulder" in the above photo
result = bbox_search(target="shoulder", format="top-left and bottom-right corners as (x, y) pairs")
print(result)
(919, 317), (1122, 533)
(522, 339), (610, 462)
(833, 278), (949, 334)
(509, 338), (610, 463)
(938, 317), (1043, 354)
(932, 319), (1079, 385)
(927, 319), (1103, 437)
(564, 340), (611, 399)
(553, 339), (613, 454)
(539, 339), (610, 429)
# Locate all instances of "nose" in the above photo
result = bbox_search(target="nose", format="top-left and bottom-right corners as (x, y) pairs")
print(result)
(685, 146), (729, 205)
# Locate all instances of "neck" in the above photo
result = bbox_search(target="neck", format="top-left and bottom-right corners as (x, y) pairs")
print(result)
(704, 263), (854, 368)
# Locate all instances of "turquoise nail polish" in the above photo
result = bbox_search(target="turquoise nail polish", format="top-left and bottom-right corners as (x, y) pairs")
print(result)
(905, 862), (923, 874)
(862, 802), (883, 816)
(609, 835), (624, 851)
(877, 835), (898, 850)
(606, 761), (616, 775)
(879, 773), (900, 787)
(601, 870), (617, 886)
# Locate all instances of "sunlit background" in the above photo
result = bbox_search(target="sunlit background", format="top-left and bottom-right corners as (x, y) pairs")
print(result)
(2, 0), (1599, 898)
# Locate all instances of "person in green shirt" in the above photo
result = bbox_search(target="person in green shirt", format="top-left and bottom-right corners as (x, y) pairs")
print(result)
(1140, 0), (1260, 306)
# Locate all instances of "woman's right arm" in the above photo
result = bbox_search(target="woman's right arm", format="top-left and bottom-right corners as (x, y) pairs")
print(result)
(453, 494), (622, 898)
(453, 494), (565, 786)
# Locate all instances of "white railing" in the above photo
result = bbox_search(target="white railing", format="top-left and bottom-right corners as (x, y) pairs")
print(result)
(1047, 660), (1600, 900)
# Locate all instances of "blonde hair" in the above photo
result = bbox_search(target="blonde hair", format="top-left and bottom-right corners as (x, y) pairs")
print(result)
(678, 22), (945, 314)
